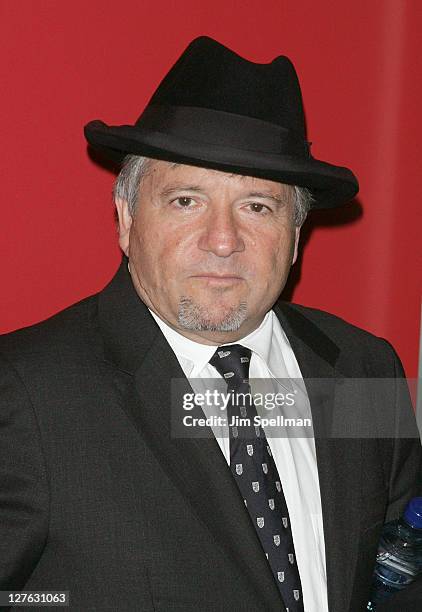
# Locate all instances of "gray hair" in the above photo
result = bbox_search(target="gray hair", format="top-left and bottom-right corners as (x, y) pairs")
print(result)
(113, 154), (313, 226)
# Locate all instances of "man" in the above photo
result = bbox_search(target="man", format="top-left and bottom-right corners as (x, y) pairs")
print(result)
(0, 37), (420, 611)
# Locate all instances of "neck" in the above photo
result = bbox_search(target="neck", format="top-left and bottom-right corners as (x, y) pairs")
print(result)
(149, 308), (266, 346)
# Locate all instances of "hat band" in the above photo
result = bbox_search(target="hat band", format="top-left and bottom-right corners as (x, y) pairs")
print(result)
(136, 104), (311, 158)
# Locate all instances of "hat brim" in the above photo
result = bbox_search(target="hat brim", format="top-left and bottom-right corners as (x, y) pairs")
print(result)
(84, 120), (358, 209)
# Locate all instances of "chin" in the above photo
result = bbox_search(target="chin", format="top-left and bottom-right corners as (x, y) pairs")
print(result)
(177, 296), (248, 333)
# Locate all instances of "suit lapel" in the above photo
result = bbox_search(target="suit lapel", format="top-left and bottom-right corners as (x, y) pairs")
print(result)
(98, 259), (283, 610)
(274, 302), (363, 612)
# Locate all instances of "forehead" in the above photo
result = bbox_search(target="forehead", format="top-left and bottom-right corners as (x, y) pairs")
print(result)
(144, 159), (292, 198)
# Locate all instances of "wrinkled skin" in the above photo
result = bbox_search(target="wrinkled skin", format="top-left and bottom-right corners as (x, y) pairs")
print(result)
(116, 160), (300, 345)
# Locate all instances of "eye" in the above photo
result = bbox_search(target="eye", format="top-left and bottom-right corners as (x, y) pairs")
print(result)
(247, 202), (271, 214)
(174, 196), (195, 207)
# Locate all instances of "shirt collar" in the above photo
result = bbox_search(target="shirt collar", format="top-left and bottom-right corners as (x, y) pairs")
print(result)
(241, 310), (292, 380)
(148, 309), (216, 376)
(149, 309), (279, 377)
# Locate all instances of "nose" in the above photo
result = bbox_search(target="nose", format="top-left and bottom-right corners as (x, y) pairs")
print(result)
(197, 208), (245, 257)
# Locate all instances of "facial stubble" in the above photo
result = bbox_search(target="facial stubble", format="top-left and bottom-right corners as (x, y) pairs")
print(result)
(178, 295), (248, 332)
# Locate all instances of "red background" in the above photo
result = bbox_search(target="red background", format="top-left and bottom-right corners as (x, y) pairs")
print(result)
(1, 1), (421, 376)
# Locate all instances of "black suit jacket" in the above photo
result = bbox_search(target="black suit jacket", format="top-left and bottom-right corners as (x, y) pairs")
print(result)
(0, 258), (421, 611)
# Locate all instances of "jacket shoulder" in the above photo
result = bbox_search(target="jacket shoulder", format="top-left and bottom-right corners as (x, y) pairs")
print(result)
(279, 301), (402, 375)
(0, 294), (100, 367)
(285, 302), (380, 341)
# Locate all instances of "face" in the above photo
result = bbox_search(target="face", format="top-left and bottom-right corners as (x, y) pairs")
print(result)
(116, 160), (300, 345)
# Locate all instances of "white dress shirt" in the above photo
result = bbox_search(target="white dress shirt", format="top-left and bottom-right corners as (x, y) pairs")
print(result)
(149, 308), (329, 612)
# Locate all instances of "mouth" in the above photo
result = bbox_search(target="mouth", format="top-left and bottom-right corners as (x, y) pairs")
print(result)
(190, 274), (244, 286)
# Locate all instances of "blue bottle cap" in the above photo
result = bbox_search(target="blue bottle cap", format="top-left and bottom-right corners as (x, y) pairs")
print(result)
(404, 497), (422, 529)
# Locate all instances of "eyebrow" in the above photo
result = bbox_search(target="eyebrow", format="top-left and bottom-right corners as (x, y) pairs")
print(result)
(159, 186), (288, 205)
(243, 191), (289, 205)
(159, 185), (204, 198)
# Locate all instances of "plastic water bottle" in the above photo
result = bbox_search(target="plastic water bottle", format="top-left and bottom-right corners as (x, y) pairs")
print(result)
(367, 497), (422, 610)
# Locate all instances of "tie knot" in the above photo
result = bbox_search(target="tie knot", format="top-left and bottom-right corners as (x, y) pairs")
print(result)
(209, 344), (252, 385)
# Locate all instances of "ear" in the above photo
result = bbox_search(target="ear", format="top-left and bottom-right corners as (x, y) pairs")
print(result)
(292, 226), (301, 265)
(115, 198), (132, 256)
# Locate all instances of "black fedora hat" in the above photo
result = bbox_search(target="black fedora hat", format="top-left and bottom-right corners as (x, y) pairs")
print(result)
(84, 36), (358, 208)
